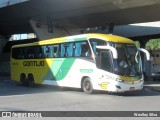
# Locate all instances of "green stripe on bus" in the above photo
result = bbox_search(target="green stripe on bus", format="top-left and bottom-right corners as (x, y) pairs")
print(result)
(64, 37), (86, 42)
(80, 69), (93, 73)
(44, 58), (75, 81)
(74, 37), (86, 41)
(43, 59), (64, 80)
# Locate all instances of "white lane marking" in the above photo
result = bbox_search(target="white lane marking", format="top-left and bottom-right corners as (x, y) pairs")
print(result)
(0, 94), (30, 98)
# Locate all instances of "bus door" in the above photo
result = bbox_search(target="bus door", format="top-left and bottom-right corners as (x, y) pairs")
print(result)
(99, 51), (113, 72)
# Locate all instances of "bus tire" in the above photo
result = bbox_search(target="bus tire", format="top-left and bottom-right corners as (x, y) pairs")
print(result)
(28, 74), (35, 87)
(20, 73), (27, 86)
(82, 77), (94, 94)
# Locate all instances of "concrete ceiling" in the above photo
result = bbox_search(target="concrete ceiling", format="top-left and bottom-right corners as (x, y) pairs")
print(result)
(0, 0), (160, 35)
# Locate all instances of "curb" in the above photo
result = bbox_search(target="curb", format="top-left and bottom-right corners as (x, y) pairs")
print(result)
(145, 86), (160, 92)
(150, 87), (160, 92)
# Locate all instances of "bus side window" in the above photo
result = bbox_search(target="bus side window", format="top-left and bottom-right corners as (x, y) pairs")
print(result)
(35, 46), (40, 58)
(12, 48), (20, 59)
(67, 43), (73, 57)
(55, 45), (60, 58)
(23, 48), (28, 58)
(38, 47), (44, 58)
(74, 42), (81, 57)
(28, 47), (34, 59)
(38, 46), (47, 58)
(89, 39), (106, 56)
(24, 47), (31, 59)
(61, 44), (65, 57)
(46, 46), (49, 58)
(42, 46), (47, 58)
(49, 45), (54, 58)
(82, 44), (91, 57)
(17, 48), (24, 59)
(91, 42), (97, 53)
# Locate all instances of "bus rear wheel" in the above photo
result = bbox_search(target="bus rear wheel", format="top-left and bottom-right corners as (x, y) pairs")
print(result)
(20, 73), (27, 86)
(28, 74), (35, 87)
(82, 77), (94, 94)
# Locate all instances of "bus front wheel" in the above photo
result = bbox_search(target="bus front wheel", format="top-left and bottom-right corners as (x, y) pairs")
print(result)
(82, 77), (94, 94)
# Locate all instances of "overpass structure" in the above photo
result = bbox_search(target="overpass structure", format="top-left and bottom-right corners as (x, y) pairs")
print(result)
(0, 0), (160, 39)
(0, 0), (160, 76)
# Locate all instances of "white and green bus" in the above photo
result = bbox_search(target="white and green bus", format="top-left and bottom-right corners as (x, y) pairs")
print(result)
(10, 33), (150, 94)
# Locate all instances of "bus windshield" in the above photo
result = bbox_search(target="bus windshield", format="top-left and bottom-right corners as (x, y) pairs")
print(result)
(115, 43), (142, 77)
(91, 40), (143, 77)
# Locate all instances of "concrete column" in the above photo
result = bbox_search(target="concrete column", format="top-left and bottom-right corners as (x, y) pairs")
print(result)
(0, 36), (7, 54)
(0, 36), (10, 76)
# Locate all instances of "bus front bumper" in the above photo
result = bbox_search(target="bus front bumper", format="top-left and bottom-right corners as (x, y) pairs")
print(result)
(97, 80), (143, 92)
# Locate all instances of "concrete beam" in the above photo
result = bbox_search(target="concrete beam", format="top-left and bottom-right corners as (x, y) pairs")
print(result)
(113, 21), (160, 39)
(29, 19), (81, 40)
(0, 0), (29, 8)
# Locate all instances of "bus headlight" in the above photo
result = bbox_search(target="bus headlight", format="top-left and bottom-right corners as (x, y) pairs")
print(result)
(116, 78), (124, 82)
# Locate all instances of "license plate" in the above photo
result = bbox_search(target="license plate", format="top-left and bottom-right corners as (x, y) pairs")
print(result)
(130, 87), (135, 90)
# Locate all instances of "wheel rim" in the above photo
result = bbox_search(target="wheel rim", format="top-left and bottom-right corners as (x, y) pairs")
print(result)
(85, 81), (90, 91)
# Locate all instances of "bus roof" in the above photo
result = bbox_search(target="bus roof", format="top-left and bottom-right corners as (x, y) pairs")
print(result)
(86, 34), (134, 43)
(12, 33), (134, 48)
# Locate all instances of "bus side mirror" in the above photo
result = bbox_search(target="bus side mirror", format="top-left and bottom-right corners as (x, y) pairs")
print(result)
(138, 48), (150, 61)
(96, 45), (118, 59)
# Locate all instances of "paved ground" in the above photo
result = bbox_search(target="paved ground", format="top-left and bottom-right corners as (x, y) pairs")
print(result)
(144, 80), (160, 92)
(0, 77), (160, 120)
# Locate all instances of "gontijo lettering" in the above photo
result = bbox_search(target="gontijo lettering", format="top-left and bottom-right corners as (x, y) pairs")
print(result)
(23, 61), (44, 66)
